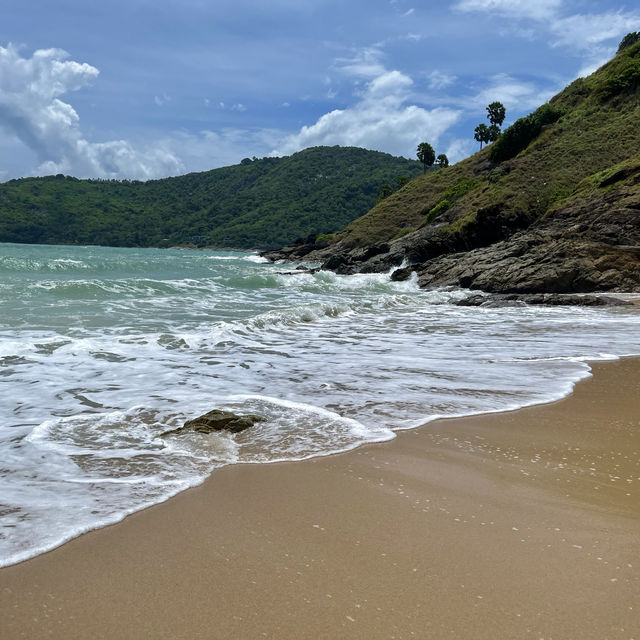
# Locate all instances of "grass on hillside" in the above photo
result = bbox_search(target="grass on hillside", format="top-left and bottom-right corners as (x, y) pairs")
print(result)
(330, 39), (640, 250)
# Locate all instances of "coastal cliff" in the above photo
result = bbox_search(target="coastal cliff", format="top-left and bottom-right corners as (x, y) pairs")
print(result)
(264, 41), (640, 294)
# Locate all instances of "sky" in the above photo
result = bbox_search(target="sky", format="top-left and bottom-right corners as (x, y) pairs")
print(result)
(0, 0), (638, 181)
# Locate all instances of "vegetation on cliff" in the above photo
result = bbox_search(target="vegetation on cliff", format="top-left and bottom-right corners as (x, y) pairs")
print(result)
(267, 39), (640, 293)
(316, 40), (640, 252)
(0, 146), (421, 250)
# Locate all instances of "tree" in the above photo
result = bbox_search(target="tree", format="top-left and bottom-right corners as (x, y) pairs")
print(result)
(486, 101), (506, 127)
(474, 124), (490, 149)
(396, 175), (410, 189)
(436, 154), (449, 168)
(474, 102), (507, 149)
(618, 32), (640, 53)
(416, 142), (435, 173)
(377, 183), (393, 202)
(487, 124), (501, 142)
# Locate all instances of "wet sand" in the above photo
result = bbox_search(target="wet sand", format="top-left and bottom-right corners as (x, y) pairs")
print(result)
(1, 358), (639, 639)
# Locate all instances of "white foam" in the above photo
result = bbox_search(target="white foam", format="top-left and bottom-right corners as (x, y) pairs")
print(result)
(244, 254), (269, 263)
(2, 242), (640, 568)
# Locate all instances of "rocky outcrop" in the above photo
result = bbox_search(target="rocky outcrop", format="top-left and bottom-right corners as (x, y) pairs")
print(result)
(412, 176), (640, 293)
(161, 409), (264, 437)
(268, 159), (640, 295)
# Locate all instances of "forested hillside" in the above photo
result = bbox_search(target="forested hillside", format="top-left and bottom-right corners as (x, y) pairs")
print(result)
(0, 146), (421, 249)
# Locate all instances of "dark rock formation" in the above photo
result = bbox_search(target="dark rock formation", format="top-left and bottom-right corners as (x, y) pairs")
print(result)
(455, 293), (632, 307)
(390, 266), (415, 281)
(161, 409), (264, 437)
(306, 162), (640, 295)
(414, 184), (640, 293)
(276, 268), (320, 276)
(262, 152), (640, 296)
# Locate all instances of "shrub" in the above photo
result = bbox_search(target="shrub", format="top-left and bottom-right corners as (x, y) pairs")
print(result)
(423, 178), (479, 225)
(489, 104), (564, 163)
(617, 32), (640, 53)
(314, 233), (336, 248)
(594, 58), (640, 102)
(424, 199), (450, 224)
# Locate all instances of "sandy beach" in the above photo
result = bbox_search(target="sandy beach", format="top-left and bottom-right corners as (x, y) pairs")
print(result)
(1, 357), (638, 639)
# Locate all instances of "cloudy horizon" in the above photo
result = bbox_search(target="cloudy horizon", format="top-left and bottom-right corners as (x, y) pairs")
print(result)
(0, 0), (638, 181)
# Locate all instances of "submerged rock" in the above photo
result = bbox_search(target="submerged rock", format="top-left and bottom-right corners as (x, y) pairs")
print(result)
(161, 409), (264, 437)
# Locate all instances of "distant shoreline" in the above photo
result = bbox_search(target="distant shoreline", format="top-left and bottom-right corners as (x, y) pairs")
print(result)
(0, 240), (262, 253)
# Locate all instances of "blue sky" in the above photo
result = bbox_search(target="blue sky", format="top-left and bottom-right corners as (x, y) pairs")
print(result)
(0, 0), (638, 180)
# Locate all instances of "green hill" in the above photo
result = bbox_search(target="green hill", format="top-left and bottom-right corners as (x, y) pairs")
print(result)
(272, 38), (640, 294)
(0, 146), (422, 250)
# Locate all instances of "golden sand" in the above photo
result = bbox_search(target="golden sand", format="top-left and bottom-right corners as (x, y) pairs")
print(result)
(1, 358), (638, 639)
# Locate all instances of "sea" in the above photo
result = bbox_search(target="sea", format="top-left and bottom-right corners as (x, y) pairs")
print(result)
(1, 242), (639, 568)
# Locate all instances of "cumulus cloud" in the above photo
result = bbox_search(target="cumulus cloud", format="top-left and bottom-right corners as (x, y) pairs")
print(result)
(272, 69), (460, 158)
(0, 44), (183, 179)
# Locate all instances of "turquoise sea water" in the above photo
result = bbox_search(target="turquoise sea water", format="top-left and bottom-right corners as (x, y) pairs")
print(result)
(1, 242), (639, 567)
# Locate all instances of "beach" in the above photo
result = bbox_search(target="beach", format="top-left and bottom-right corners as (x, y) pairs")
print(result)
(1, 357), (638, 639)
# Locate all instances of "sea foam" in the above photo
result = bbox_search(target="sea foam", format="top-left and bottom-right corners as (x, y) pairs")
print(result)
(1, 242), (639, 567)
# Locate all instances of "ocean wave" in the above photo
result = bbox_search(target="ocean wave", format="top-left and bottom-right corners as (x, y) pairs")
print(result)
(2, 242), (640, 569)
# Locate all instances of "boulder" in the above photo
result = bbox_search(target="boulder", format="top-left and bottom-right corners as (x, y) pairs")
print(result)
(390, 266), (414, 281)
(161, 409), (264, 437)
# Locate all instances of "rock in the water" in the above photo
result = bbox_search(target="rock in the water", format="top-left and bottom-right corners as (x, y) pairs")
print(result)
(390, 266), (414, 281)
(455, 292), (632, 307)
(161, 409), (264, 437)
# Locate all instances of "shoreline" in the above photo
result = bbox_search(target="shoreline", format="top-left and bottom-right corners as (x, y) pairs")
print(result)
(1, 357), (639, 638)
(0, 354), (599, 571)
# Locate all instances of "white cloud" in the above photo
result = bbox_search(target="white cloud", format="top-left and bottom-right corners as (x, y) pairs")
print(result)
(272, 69), (460, 158)
(576, 55), (611, 79)
(452, 0), (640, 101)
(472, 73), (555, 111)
(445, 138), (477, 163)
(454, 0), (562, 21)
(0, 44), (182, 179)
(550, 11), (640, 51)
(159, 127), (282, 171)
(427, 70), (457, 90)
(154, 92), (171, 106)
(455, 0), (640, 63)
(333, 46), (387, 79)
